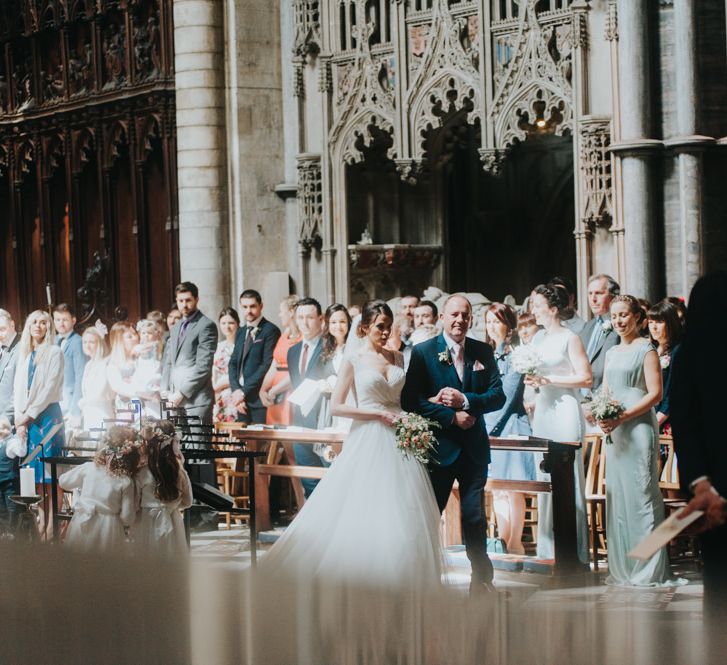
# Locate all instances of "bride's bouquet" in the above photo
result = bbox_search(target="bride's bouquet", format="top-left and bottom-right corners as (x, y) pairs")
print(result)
(583, 388), (626, 444)
(394, 413), (439, 465)
(510, 344), (543, 377)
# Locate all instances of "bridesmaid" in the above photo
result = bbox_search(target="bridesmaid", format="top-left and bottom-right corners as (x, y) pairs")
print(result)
(212, 307), (240, 423)
(526, 284), (592, 563)
(647, 300), (683, 434)
(106, 322), (141, 420)
(13, 310), (66, 518)
(598, 295), (681, 587)
(261, 296), (300, 425)
(79, 324), (115, 431)
(483, 303), (534, 555)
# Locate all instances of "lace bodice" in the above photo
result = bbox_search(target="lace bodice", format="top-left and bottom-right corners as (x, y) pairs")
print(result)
(350, 355), (405, 412)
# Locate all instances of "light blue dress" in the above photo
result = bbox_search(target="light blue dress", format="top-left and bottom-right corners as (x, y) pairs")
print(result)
(604, 341), (680, 586)
(485, 344), (534, 481)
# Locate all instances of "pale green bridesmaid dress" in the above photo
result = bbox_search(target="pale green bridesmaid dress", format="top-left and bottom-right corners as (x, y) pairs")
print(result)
(604, 341), (681, 586)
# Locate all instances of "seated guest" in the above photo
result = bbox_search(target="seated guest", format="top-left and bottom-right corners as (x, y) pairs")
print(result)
(316, 304), (351, 431)
(106, 322), (141, 419)
(261, 296), (301, 425)
(647, 300), (683, 434)
(79, 324), (115, 431)
(228, 289), (281, 424)
(0, 309), (20, 426)
(413, 300), (438, 330)
(484, 303), (534, 555)
(53, 303), (87, 429)
(13, 310), (66, 525)
(212, 307), (240, 423)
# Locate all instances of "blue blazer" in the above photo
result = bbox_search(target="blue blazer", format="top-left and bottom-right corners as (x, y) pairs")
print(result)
(60, 331), (87, 419)
(228, 318), (281, 410)
(287, 340), (332, 429)
(402, 334), (505, 467)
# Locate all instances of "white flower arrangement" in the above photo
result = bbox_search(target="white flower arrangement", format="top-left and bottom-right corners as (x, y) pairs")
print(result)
(394, 413), (440, 465)
(601, 319), (613, 333)
(510, 344), (543, 376)
(438, 349), (452, 365)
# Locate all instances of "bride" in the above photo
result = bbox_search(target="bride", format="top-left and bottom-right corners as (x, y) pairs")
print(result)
(259, 299), (443, 588)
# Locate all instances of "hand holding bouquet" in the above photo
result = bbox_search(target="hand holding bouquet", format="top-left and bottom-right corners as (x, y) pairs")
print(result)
(511, 345), (544, 392)
(394, 413), (440, 465)
(583, 388), (626, 444)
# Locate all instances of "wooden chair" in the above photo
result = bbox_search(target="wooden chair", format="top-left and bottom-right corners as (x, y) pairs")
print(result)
(584, 434), (607, 568)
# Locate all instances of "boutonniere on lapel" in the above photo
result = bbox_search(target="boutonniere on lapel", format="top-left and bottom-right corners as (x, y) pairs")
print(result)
(601, 319), (613, 334)
(438, 349), (452, 365)
(250, 326), (260, 340)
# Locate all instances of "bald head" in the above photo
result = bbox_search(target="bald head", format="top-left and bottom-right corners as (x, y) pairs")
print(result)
(441, 295), (472, 343)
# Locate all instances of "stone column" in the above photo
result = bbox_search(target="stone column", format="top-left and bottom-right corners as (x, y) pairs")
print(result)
(670, 0), (707, 296)
(614, 0), (659, 301)
(173, 0), (229, 315)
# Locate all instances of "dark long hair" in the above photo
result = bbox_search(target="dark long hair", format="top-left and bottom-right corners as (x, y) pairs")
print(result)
(357, 300), (394, 337)
(321, 303), (351, 361)
(647, 299), (683, 350)
(146, 428), (182, 502)
(484, 302), (517, 349)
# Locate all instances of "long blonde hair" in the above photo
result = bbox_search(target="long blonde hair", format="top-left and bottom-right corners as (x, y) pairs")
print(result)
(18, 310), (54, 362)
(82, 326), (109, 362)
(108, 321), (138, 366)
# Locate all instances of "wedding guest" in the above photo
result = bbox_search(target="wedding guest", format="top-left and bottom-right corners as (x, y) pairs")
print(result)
(550, 276), (585, 334)
(637, 298), (651, 337)
(13, 310), (66, 512)
(484, 303), (534, 555)
(0, 309), (20, 425)
(516, 312), (539, 345)
(59, 427), (140, 552)
(665, 296), (687, 326)
(78, 324), (115, 431)
(410, 323), (438, 346)
(598, 295), (679, 587)
(228, 289), (281, 424)
(671, 272), (727, 649)
(317, 304), (351, 430)
(132, 320), (164, 418)
(163, 307), (182, 352)
(347, 304), (361, 319)
(261, 296), (301, 425)
(106, 322), (141, 418)
(398, 295), (419, 345)
(53, 303), (87, 428)
(146, 310), (166, 330)
(212, 307), (240, 423)
(135, 420), (192, 556)
(578, 273), (620, 392)
(647, 300), (683, 434)
(414, 300), (438, 329)
(527, 284), (591, 563)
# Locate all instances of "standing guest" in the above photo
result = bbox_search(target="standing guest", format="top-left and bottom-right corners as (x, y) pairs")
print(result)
(578, 273), (620, 394)
(59, 427), (140, 553)
(598, 295), (680, 587)
(53, 304), (87, 428)
(260, 296), (301, 425)
(163, 307), (182, 353)
(516, 312), (540, 345)
(132, 320), (164, 417)
(527, 284), (591, 563)
(78, 324), (115, 431)
(647, 300), (683, 433)
(212, 307), (240, 423)
(414, 300), (438, 330)
(13, 311), (66, 506)
(483, 303), (534, 555)
(666, 296), (687, 326)
(409, 324), (438, 346)
(316, 304), (352, 430)
(106, 322), (141, 418)
(671, 272), (727, 653)
(550, 276), (585, 334)
(135, 420), (192, 556)
(228, 289), (281, 424)
(398, 295), (419, 345)
(0, 309), (20, 426)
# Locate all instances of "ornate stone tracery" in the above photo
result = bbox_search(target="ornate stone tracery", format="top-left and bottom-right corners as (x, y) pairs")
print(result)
(297, 153), (324, 252)
(579, 117), (613, 229)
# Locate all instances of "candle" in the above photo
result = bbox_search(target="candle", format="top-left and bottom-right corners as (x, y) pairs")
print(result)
(45, 284), (52, 307)
(20, 467), (36, 497)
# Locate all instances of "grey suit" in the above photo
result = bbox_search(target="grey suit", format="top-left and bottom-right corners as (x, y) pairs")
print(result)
(0, 334), (20, 424)
(578, 316), (619, 392)
(161, 309), (218, 424)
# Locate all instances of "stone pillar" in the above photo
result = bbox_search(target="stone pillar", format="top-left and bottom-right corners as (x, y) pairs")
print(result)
(671, 0), (706, 296)
(173, 0), (229, 315)
(614, 0), (659, 301)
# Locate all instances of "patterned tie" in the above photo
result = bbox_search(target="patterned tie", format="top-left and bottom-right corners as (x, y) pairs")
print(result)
(299, 342), (310, 376)
(453, 343), (464, 382)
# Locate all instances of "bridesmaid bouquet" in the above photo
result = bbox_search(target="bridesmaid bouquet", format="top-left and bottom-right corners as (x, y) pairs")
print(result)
(394, 413), (440, 465)
(510, 345), (542, 377)
(584, 388), (626, 444)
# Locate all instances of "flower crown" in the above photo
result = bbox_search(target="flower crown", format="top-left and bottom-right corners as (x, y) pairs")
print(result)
(139, 418), (181, 453)
(97, 425), (143, 474)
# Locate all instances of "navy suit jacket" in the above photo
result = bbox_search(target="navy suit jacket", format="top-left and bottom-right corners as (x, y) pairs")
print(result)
(402, 334), (505, 467)
(60, 331), (87, 419)
(287, 339), (332, 429)
(228, 318), (281, 410)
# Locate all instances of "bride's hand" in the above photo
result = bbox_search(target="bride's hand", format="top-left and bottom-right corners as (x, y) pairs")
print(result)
(379, 411), (398, 426)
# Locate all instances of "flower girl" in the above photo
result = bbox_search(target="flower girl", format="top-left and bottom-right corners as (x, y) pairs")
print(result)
(59, 426), (141, 552)
(134, 420), (192, 556)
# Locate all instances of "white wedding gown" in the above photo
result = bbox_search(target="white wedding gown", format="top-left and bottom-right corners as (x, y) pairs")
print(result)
(260, 354), (443, 588)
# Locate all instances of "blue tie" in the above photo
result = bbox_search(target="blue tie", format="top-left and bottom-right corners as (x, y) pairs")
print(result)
(586, 318), (603, 359)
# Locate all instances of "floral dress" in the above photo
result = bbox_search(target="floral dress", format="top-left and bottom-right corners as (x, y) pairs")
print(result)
(213, 340), (237, 423)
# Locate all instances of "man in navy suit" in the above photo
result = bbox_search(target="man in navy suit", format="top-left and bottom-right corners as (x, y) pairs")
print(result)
(269, 297), (331, 497)
(402, 295), (505, 594)
(229, 289), (281, 424)
(53, 304), (87, 427)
